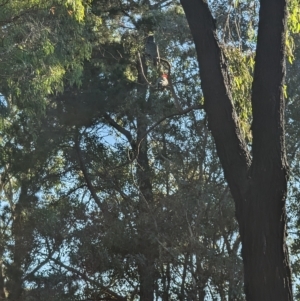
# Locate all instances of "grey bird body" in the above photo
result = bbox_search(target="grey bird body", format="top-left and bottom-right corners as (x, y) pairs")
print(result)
(145, 35), (159, 66)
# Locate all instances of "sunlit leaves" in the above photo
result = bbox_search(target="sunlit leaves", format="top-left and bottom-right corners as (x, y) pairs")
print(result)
(288, 0), (300, 34)
(0, 0), (94, 116)
(286, 0), (300, 63)
(225, 47), (254, 141)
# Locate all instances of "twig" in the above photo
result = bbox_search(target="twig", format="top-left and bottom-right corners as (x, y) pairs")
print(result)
(119, 1), (138, 28)
(104, 104), (203, 169)
(49, 256), (127, 301)
(138, 104), (203, 145)
(150, 0), (173, 9)
(74, 130), (109, 214)
(23, 251), (54, 281)
(104, 114), (135, 146)
(137, 53), (155, 87)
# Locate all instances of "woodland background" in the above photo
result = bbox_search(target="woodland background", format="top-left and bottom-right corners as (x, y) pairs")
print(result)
(0, 0), (300, 300)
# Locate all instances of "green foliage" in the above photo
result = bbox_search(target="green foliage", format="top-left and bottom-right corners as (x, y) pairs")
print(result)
(0, 0), (299, 300)
(288, 0), (300, 34)
(286, 0), (300, 63)
(0, 0), (94, 118)
(225, 47), (254, 141)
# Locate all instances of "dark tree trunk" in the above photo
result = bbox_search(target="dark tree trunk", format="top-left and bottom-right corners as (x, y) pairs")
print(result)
(138, 258), (156, 301)
(195, 255), (208, 301)
(136, 115), (156, 301)
(7, 184), (30, 301)
(180, 0), (293, 300)
(135, 118), (157, 301)
(0, 261), (6, 300)
(135, 59), (156, 301)
(242, 1), (291, 299)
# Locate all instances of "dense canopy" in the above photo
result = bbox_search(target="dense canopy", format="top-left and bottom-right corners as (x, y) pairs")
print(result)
(0, 0), (300, 300)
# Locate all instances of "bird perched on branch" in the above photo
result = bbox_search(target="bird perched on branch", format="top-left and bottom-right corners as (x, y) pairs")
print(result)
(145, 35), (159, 66)
(156, 73), (169, 90)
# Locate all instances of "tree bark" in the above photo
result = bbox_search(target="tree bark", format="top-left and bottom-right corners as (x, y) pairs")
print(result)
(180, 0), (293, 300)
(0, 261), (6, 300)
(136, 112), (156, 301)
(135, 58), (156, 301)
(7, 184), (30, 301)
(243, 1), (292, 299)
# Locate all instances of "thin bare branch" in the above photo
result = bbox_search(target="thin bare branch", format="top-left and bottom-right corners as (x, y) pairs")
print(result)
(23, 251), (54, 281)
(49, 256), (126, 301)
(103, 113), (135, 148)
(139, 104), (203, 144)
(137, 53), (155, 87)
(74, 130), (109, 214)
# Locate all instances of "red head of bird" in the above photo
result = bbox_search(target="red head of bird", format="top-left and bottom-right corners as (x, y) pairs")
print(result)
(156, 73), (169, 90)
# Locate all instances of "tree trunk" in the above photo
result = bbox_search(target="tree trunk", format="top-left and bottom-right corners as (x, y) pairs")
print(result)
(243, 2), (291, 298)
(135, 59), (156, 301)
(138, 258), (156, 301)
(7, 184), (29, 301)
(180, 0), (293, 300)
(135, 115), (156, 301)
(0, 261), (6, 299)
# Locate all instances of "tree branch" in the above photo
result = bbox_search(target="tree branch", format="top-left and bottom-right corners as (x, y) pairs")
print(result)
(138, 104), (203, 145)
(150, 0), (173, 9)
(137, 53), (155, 88)
(23, 251), (54, 281)
(103, 113), (135, 148)
(49, 256), (126, 301)
(74, 130), (109, 214)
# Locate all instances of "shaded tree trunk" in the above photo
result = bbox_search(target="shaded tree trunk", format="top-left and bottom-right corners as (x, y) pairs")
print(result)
(138, 258), (156, 301)
(0, 261), (6, 300)
(7, 184), (31, 301)
(136, 115), (157, 301)
(180, 0), (293, 300)
(135, 59), (156, 301)
(195, 255), (208, 301)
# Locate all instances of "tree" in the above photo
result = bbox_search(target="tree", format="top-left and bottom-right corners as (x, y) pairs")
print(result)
(1, 0), (300, 300)
(180, 0), (294, 300)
